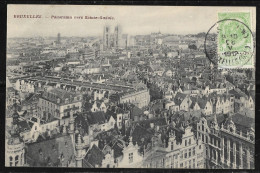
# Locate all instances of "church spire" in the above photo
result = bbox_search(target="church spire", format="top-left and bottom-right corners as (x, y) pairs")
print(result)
(75, 133), (84, 167)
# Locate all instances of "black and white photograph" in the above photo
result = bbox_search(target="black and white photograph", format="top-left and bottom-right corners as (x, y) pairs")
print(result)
(5, 5), (256, 169)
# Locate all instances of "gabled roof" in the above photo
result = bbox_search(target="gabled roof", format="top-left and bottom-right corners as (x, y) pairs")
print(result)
(105, 110), (117, 121)
(111, 140), (124, 159)
(197, 98), (207, 109)
(130, 105), (143, 118)
(174, 92), (187, 106)
(83, 144), (104, 168)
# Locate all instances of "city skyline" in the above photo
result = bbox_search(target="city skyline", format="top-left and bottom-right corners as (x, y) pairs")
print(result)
(7, 5), (255, 38)
(5, 5), (255, 169)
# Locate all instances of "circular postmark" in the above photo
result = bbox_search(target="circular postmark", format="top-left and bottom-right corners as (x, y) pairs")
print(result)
(204, 19), (255, 69)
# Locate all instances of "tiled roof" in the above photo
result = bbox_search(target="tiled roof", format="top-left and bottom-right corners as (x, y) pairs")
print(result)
(17, 120), (31, 133)
(86, 111), (106, 125)
(105, 110), (117, 121)
(174, 92), (187, 106)
(197, 98), (207, 109)
(231, 113), (255, 130)
(111, 140), (124, 159)
(27, 134), (74, 167)
(130, 105), (143, 118)
(83, 144), (104, 168)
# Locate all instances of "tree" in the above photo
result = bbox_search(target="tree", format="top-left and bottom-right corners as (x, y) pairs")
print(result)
(148, 83), (163, 101)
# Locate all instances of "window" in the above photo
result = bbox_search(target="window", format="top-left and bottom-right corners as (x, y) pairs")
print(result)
(180, 163), (183, 168)
(9, 156), (13, 167)
(189, 149), (191, 157)
(185, 140), (187, 146)
(199, 145), (201, 149)
(171, 142), (174, 151)
(161, 158), (165, 166)
(193, 147), (195, 155)
(129, 153), (133, 163)
(21, 153), (23, 165)
(15, 155), (19, 166)
(189, 138), (191, 145)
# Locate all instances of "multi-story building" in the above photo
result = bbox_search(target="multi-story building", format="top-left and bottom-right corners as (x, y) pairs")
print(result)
(38, 88), (82, 120)
(142, 125), (205, 168)
(196, 113), (255, 169)
(119, 88), (150, 108)
(215, 95), (235, 114)
(220, 113), (255, 169)
(15, 79), (35, 93)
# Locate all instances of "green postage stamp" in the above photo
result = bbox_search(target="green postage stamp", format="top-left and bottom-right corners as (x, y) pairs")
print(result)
(217, 12), (255, 69)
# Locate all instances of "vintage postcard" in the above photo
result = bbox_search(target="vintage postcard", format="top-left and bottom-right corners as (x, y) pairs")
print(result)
(6, 5), (255, 169)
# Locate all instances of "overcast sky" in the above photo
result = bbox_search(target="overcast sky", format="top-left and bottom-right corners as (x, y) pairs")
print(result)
(7, 5), (256, 38)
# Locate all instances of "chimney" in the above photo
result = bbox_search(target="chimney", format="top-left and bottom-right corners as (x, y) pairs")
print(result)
(37, 117), (41, 124)
(156, 125), (160, 131)
(150, 123), (154, 129)
(47, 130), (51, 137)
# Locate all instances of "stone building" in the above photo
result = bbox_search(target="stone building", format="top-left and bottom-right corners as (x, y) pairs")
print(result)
(38, 88), (82, 120)
(196, 113), (255, 169)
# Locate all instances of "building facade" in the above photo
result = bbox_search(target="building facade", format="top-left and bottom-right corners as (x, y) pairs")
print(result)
(38, 88), (82, 120)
